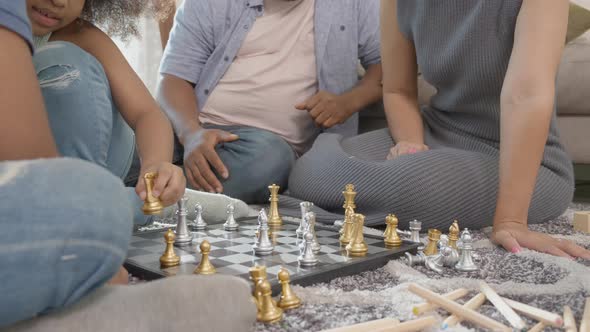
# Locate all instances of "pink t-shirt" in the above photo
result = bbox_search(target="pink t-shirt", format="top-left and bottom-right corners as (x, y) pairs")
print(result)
(200, 0), (319, 154)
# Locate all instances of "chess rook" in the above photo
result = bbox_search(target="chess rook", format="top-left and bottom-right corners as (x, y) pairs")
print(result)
(141, 172), (164, 215)
(423, 229), (441, 256)
(267, 184), (282, 227)
(160, 229), (180, 268)
(398, 220), (422, 244)
(193, 203), (207, 231)
(405, 252), (426, 266)
(253, 209), (274, 256)
(174, 196), (193, 245)
(223, 201), (239, 231)
(455, 228), (478, 272)
(249, 266), (268, 306)
(346, 213), (368, 257)
(383, 214), (402, 247)
(339, 184), (357, 245)
(296, 202), (313, 237)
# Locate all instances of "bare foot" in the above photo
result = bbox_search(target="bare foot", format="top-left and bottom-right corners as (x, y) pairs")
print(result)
(108, 266), (129, 285)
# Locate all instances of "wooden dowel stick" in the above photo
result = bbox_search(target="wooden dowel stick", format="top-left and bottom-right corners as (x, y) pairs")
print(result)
(320, 318), (400, 332)
(528, 322), (545, 332)
(413, 288), (469, 315)
(501, 297), (563, 327)
(374, 316), (437, 332)
(479, 282), (527, 330)
(580, 298), (589, 332)
(407, 283), (511, 332)
(564, 306), (578, 332)
(442, 293), (486, 329)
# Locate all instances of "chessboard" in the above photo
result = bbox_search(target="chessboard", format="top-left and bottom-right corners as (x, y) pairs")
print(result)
(125, 217), (420, 294)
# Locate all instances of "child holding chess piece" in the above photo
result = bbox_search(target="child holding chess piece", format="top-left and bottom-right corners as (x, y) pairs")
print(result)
(25, 0), (186, 224)
(289, 0), (590, 260)
(0, 1), (257, 331)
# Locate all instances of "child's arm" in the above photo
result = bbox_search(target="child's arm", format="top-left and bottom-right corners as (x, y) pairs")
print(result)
(56, 22), (184, 205)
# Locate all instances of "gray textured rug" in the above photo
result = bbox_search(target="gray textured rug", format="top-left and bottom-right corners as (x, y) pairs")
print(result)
(255, 203), (590, 332)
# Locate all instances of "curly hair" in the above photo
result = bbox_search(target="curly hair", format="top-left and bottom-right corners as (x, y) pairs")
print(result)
(81, 0), (175, 39)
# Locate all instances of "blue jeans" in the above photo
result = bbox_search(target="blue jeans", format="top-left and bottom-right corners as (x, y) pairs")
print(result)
(175, 125), (296, 203)
(0, 158), (133, 328)
(33, 42), (147, 224)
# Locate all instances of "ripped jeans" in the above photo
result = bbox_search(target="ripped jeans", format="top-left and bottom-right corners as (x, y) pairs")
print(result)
(0, 158), (134, 328)
(33, 42), (149, 224)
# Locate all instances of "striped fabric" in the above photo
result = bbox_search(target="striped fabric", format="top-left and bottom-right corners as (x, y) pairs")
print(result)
(284, 0), (574, 229)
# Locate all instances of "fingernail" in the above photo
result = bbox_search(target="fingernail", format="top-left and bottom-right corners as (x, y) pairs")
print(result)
(222, 172), (228, 178)
(152, 191), (160, 197)
(511, 247), (521, 254)
(216, 187), (222, 193)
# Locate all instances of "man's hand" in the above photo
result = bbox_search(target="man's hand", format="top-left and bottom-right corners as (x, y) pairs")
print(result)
(492, 220), (590, 259)
(386, 141), (429, 160)
(295, 91), (355, 129)
(183, 129), (239, 193)
(136, 162), (186, 207)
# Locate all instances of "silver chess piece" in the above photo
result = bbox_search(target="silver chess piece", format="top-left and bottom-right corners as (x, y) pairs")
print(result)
(174, 196), (193, 245)
(253, 209), (274, 255)
(298, 231), (319, 267)
(192, 203), (207, 231)
(425, 253), (445, 274)
(305, 212), (321, 254)
(439, 235), (459, 267)
(223, 201), (239, 231)
(405, 252), (426, 266)
(296, 201), (314, 237)
(455, 228), (478, 272)
(398, 220), (422, 244)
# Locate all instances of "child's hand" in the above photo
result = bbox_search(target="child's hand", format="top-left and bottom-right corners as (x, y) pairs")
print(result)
(136, 162), (186, 207)
(386, 141), (429, 160)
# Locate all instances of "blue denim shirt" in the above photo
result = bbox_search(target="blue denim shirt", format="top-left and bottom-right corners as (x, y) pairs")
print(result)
(160, 0), (381, 137)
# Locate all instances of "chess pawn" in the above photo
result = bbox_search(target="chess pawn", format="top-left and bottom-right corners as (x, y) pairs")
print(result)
(383, 214), (402, 247)
(455, 228), (478, 272)
(448, 220), (460, 249)
(339, 184), (357, 245)
(194, 240), (216, 275)
(267, 184), (282, 227)
(277, 268), (302, 310)
(298, 231), (319, 267)
(405, 252), (426, 266)
(258, 280), (283, 323)
(305, 212), (321, 254)
(160, 229), (180, 268)
(223, 202), (239, 231)
(296, 202), (313, 236)
(254, 209), (274, 255)
(425, 253), (445, 274)
(346, 213), (368, 257)
(439, 235), (459, 267)
(193, 203), (207, 231)
(423, 229), (441, 256)
(142, 172), (164, 215)
(174, 196), (193, 245)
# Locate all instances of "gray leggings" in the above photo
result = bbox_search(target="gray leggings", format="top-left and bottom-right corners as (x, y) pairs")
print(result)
(284, 129), (574, 230)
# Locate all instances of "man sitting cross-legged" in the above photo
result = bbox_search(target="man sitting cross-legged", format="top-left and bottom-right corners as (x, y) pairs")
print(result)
(158, 0), (382, 203)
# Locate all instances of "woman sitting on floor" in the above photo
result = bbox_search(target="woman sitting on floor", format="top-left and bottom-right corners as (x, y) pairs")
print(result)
(288, 0), (590, 259)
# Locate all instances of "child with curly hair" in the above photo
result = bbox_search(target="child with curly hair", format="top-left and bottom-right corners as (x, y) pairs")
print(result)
(27, 0), (183, 223)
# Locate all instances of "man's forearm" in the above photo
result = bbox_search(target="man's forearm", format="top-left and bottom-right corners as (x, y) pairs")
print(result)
(342, 64), (383, 113)
(156, 74), (202, 146)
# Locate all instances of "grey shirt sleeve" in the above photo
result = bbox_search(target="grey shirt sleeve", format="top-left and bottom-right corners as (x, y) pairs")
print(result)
(0, 0), (33, 51)
(159, 0), (215, 84)
(357, 0), (381, 68)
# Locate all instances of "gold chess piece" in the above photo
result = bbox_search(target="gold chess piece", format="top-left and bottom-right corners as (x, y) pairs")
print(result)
(339, 184), (357, 246)
(142, 172), (164, 215)
(249, 266), (267, 320)
(267, 184), (282, 227)
(193, 240), (216, 275)
(277, 268), (302, 310)
(383, 214), (402, 247)
(346, 213), (368, 257)
(448, 220), (460, 249)
(160, 229), (180, 268)
(423, 229), (442, 256)
(258, 280), (283, 324)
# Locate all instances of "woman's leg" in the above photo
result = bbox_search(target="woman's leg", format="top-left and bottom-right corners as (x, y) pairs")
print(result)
(288, 128), (573, 229)
(33, 41), (135, 180)
(0, 158), (133, 328)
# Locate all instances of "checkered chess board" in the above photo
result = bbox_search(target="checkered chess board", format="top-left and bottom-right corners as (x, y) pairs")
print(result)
(125, 218), (419, 294)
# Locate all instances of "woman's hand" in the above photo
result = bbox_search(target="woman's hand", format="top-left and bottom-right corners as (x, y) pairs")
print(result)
(386, 141), (429, 160)
(492, 220), (590, 259)
(136, 162), (186, 207)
